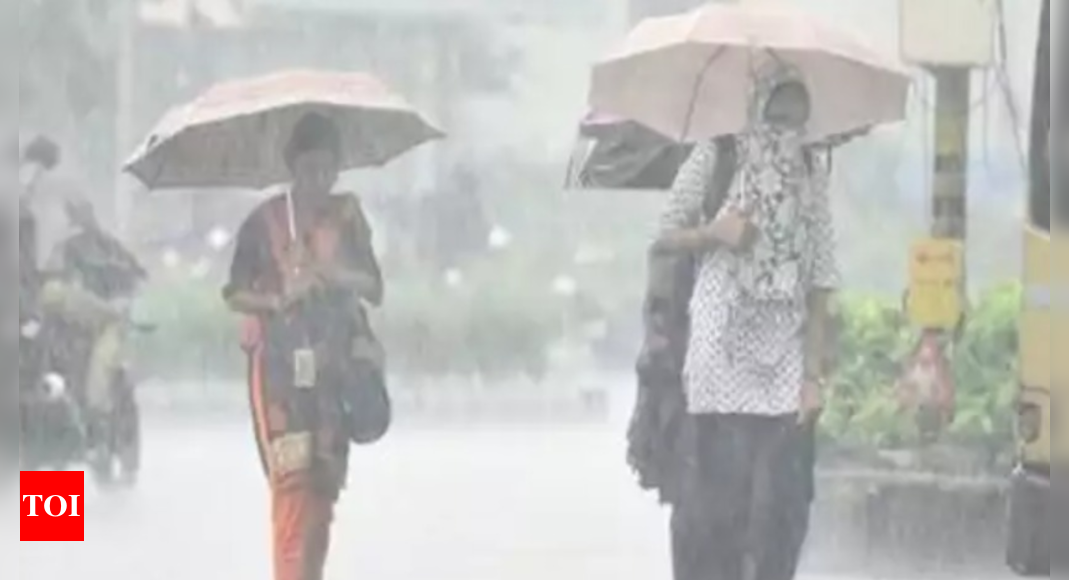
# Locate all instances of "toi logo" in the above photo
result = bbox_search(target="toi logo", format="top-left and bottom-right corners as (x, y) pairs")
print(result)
(20, 471), (85, 542)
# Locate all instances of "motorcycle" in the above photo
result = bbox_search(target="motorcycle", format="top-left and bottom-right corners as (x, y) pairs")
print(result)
(20, 314), (150, 488)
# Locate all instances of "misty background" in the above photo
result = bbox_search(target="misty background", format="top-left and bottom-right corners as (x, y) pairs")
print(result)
(9, 3), (1045, 579)
(17, 0), (1043, 384)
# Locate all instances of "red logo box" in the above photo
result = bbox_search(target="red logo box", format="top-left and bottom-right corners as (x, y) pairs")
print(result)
(20, 471), (85, 542)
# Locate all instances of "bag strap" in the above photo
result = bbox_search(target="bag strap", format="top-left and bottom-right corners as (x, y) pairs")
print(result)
(703, 135), (738, 220)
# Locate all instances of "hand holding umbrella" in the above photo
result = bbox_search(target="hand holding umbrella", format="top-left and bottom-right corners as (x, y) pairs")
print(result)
(280, 261), (322, 313)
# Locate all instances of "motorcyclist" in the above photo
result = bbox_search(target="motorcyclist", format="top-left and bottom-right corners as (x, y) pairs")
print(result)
(41, 197), (147, 457)
(15, 136), (60, 468)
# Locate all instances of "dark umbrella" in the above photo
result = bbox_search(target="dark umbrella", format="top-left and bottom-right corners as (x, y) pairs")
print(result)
(566, 112), (693, 191)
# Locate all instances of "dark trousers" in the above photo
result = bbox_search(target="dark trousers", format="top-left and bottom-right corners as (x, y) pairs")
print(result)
(671, 414), (815, 580)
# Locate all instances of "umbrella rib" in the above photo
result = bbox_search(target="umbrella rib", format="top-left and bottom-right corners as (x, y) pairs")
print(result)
(679, 46), (727, 142)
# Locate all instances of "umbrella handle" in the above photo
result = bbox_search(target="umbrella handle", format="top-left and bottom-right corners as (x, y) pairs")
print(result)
(680, 47), (727, 142)
(285, 189), (298, 242)
(283, 190), (310, 285)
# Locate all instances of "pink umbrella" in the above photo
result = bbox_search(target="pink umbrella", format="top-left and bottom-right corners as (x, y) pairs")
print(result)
(126, 69), (443, 191)
(589, 3), (911, 143)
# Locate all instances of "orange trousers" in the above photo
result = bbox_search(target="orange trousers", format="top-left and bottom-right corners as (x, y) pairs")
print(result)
(248, 345), (341, 580)
(271, 484), (335, 580)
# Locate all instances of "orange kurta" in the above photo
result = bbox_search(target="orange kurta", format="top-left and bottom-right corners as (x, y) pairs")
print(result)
(226, 193), (380, 580)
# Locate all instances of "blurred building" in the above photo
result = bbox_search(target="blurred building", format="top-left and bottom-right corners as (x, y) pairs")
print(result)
(629, 0), (735, 22)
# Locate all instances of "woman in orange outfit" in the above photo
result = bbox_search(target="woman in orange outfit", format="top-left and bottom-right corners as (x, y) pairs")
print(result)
(224, 113), (384, 580)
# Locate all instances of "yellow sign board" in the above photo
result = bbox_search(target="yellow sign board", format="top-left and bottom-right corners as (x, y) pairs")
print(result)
(906, 238), (965, 330)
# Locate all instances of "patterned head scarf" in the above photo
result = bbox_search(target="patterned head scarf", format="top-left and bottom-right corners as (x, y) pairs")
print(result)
(727, 60), (814, 302)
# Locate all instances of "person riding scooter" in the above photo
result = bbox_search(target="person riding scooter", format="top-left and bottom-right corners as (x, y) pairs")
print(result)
(16, 135), (74, 468)
(40, 198), (146, 461)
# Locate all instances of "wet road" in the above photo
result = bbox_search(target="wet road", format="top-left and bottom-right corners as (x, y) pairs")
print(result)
(15, 420), (1016, 580)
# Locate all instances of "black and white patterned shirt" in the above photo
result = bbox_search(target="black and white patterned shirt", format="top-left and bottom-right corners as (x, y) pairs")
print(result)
(660, 139), (840, 416)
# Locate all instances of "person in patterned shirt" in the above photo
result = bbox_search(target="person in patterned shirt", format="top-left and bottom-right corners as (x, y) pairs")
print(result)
(656, 61), (843, 580)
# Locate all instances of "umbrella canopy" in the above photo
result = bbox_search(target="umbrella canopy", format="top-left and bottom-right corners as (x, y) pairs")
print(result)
(126, 70), (444, 190)
(589, 3), (911, 143)
(579, 111), (634, 139)
(567, 112), (693, 191)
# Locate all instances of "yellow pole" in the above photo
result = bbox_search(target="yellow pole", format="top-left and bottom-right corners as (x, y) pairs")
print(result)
(928, 66), (972, 244)
(902, 65), (973, 440)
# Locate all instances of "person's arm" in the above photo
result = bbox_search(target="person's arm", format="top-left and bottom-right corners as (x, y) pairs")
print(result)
(654, 141), (719, 254)
(223, 212), (281, 316)
(798, 158), (839, 424)
(803, 290), (833, 380)
(825, 126), (872, 149)
(319, 196), (384, 307)
(803, 158), (840, 382)
(104, 233), (149, 281)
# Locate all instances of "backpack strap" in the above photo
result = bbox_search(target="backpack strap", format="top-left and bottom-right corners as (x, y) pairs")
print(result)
(703, 135), (738, 220)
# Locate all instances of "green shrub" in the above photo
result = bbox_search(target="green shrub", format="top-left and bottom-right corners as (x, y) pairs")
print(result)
(372, 258), (564, 381)
(132, 256), (568, 383)
(133, 270), (1021, 463)
(823, 284), (1020, 465)
(823, 292), (916, 450)
(131, 275), (243, 381)
(945, 284), (1020, 457)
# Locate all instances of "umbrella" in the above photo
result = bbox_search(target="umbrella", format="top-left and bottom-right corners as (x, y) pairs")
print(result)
(125, 69), (443, 191)
(589, 3), (911, 143)
(566, 112), (693, 191)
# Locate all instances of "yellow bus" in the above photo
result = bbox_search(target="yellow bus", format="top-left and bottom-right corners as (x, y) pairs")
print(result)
(1007, 0), (1053, 575)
